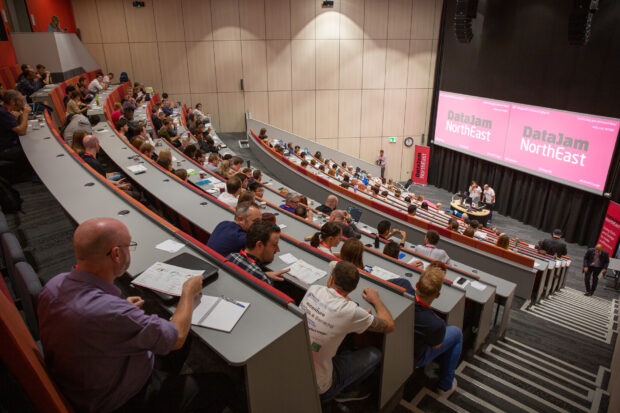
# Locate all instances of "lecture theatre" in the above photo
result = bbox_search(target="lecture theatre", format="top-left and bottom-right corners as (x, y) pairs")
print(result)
(1, 0), (620, 412)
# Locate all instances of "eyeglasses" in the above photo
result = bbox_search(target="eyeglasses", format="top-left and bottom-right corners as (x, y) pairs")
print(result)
(106, 241), (137, 256)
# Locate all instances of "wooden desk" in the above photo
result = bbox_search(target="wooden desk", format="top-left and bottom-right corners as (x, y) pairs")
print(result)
(450, 200), (491, 226)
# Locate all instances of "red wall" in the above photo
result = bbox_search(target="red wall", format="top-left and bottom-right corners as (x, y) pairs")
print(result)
(26, 0), (76, 33)
(0, 0), (17, 67)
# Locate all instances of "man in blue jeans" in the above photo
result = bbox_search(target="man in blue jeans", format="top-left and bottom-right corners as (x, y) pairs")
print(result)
(300, 261), (395, 402)
(414, 265), (462, 396)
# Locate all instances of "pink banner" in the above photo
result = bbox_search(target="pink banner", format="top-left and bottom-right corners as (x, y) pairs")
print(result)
(412, 145), (430, 185)
(598, 201), (620, 255)
(434, 91), (620, 193)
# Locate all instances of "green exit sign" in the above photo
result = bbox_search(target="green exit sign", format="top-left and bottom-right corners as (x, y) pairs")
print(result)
(389, 137), (397, 143)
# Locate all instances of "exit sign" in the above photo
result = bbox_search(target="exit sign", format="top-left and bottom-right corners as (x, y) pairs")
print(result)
(388, 137), (397, 143)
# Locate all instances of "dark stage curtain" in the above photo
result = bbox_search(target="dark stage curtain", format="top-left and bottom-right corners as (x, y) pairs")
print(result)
(428, 144), (619, 246)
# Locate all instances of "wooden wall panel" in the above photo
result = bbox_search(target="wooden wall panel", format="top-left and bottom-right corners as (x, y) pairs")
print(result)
(385, 40), (410, 89)
(158, 42), (190, 94)
(363, 0), (388, 39)
(103, 43), (132, 82)
(182, 0), (213, 41)
(124, 1), (156, 42)
(290, 0), (315, 39)
(410, 0), (435, 39)
(403, 88), (428, 135)
(316, 0), (339, 39)
(96, 0), (127, 43)
(213, 41), (243, 92)
(338, 90), (361, 138)
(268, 91), (293, 131)
(217, 92), (245, 131)
(382, 89), (406, 136)
(433, 0), (443, 39)
(383, 139), (403, 179)
(360, 90), (384, 136)
(400, 140), (415, 180)
(130, 43), (163, 92)
(83, 43), (106, 73)
(72, 0), (101, 43)
(241, 41), (268, 91)
(316, 40), (339, 89)
(239, 0), (265, 40)
(359, 137), (382, 164)
(244, 91), (269, 123)
(362, 39), (386, 89)
(339, 40), (362, 89)
(340, 0), (364, 39)
(153, 0), (185, 41)
(265, 0), (291, 39)
(316, 138), (338, 150)
(315, 90), (338, 138)
(190, 93), (220, 130)
(407, 39), (432, 88)
(267, 40), (292, 91)
(211, 0), (240, 40)
(292, 90), (315, 139)
(186, 42), (217, 93)
(338, 137), (360, 158)
(291, 40), (315, 90)
(388, 0), (412, 39)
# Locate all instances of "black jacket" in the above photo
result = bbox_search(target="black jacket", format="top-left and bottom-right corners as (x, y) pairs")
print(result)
(316, 204), (333, 215)
(583, 248), (609, 269)
(536, 237), (567, 257)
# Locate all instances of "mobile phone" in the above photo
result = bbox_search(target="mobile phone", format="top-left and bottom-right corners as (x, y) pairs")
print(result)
(363, 265), (373, 272)
(456, 277), (467, 285)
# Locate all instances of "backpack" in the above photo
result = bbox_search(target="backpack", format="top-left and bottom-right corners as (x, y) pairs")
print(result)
(0, 176), (23, 214)
(119, 72), (129, 83)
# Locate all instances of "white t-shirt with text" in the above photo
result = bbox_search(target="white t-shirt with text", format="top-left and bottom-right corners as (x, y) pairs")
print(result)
(483, 188), (495, 204)
(300, 285), (374, 394)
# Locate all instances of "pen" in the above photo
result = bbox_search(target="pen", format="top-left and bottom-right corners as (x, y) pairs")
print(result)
(221, 295), (246, 308)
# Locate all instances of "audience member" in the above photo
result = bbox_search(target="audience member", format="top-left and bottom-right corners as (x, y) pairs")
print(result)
(373, 220), (406, 249)
(420, 201), (429, 211)
(330, 209), (362, 239)
(216, 160), (232, 178)
(248, 181), (264, 199)
(207, 202), (262, 257)
(317, 195), (338, 215)
(412, 230), (450, 264)
(205, 153), (219, 172)
(462, 227), (475, 238)
(38, 218), (233, 412)
(88, 72), (106, 94)
(218, 175), (243, 208)
(226, 221), (289, 285)
(62, 114), (97, 144)
(583, 244), (609, 296)
(300, 261), (394, 402)
(237, 190), (255, 206)
(334, 238), (365, 269)
(16, 69), (41, 101)
(309, 222), (343, 255)
(0, 90), (30, 163)
(496, 234), (510, 250)
(174, 168), (188, 181)
(536, 229), (567, 257)
(280, 192), (301, 213)
(413, 264), (462, 396)
(408, 204), (417, 216)
(70, 130), (87, 154)
(383, 242), (401, 259)
(47, 15), (65, 32)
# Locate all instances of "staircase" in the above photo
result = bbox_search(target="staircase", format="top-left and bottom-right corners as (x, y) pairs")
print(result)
(400, 288), (617, 412)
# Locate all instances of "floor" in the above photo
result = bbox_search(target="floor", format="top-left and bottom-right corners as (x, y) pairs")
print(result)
(4, 131), (618, 412)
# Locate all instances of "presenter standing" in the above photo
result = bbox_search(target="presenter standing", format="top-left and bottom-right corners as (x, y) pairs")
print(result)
(583, 244), (609, 296)
(482, 184), (496, 222)
(468, 181), (482, 203)
(377, 150), (387, 181)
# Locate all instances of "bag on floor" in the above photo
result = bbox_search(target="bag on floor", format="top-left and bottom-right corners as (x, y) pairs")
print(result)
(0, 176), (23, 213)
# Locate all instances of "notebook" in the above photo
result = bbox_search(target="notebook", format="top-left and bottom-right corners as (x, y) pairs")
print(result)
(191, 295), (249, 333)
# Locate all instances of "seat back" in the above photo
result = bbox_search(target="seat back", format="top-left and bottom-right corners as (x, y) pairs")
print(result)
(0, 210), (8, 235)
(13, 262), (42, 340)
(1, 232), (26, 288)
(0, 289), (72, 412)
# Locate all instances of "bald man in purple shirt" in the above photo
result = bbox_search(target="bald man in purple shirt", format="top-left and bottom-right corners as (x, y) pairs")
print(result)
(38, 218), (233, 412)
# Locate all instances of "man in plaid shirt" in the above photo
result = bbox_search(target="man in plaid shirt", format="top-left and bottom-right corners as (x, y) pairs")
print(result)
(227, 221), (290, 285)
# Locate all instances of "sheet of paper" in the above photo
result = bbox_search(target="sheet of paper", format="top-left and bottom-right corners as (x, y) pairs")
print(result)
(370, 266), (400, 281)
(278, 224), (287, 229)
(131, 262), (204, 296)
(287, 260), (327, 284)
(407, 257), (428, 269)
(279, 253), (298, 264)
(155, 239), (185, 253)
(470, 281), (487, 291)
(127, 164), (147, 174)
(192, 295), (249, 333)
(528, 244), (535, 249)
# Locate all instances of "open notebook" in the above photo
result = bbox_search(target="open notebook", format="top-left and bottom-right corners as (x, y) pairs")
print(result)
(192, 295), (250, 333)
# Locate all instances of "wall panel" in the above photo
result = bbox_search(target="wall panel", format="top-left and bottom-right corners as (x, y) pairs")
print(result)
(96, 0), (127, 43)
(130, 42), (162, 92)
(338, 90), (361, 138)
(385, 40), (410, 89)
(359, 137), (382, 165)
(217, 92), (245, 131)
(153, 0), (185, 41)
(403, 88), (428, 135)
(241, 41), (268, 91)
(124, 1), (156, 42)
(158, 42), (190, 94)
(360, 90), (384, 137)
(316, 0), (340, 39)
(408, 39), (432, 88)
(315, 90), (338, 138)
(182, 0), (213, 41)
(191, 93), (220, 130)
(268, 91), (293, 131)
(265, 0), (291, 39)
(83, 43), (106, 73)
(338, 137), (360, 158)
(291, 40), (315, 90)
(363, 0), (388, 39)
(290, 0), (315, 39)
(244, 91), (269, 123)
(339, 40), (362, 89)
(362, 39), (386, 89)
(292, 90), (316, 139)
(186, 41), (218, 93)
(103, 43), (132, 82)
(267, 40), (292, 91)
(340, 0), (364, 39)
(239, 0), (265, 40)
(382, 88), (407, 136)
(211, 0), (240, 40)
(213, 41), (243, 92)
(315, 40), (339, 89)
(388, 0), (413, 39)
(410, 0), (435, 39)
(72, 0), (101, 43)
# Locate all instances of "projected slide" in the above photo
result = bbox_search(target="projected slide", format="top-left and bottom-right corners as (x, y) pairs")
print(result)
(434, 91), (620, 194)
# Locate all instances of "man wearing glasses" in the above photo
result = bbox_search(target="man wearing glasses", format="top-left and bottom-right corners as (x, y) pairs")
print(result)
(38, 218), (234, 412)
